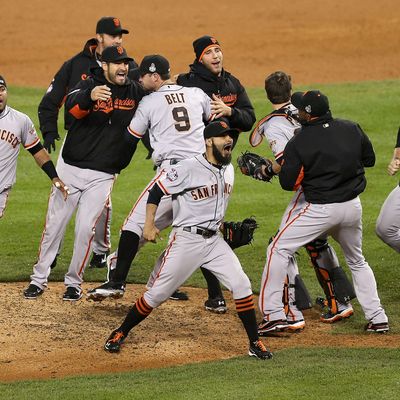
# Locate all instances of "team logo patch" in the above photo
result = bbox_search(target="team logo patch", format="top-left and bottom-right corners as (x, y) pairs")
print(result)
(113, 18), (121, 27)
(219, 121), (228, 129)
(166, 168), (178, 182)
(149, 63), (156, 73)
(117, 46), (124, 54)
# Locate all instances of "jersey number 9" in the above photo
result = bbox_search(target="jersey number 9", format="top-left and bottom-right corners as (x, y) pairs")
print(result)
(172, 107), (191, 132)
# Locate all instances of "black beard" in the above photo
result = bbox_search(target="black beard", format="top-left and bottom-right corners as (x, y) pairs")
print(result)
(212, 142), (231, 165)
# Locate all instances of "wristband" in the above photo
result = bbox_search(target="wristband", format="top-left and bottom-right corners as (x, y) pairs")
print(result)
(41, 160), (58, 180)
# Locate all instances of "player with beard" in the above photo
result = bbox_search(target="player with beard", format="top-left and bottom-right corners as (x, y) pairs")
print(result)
(103, 121), (273, 360)
(24, 46), (145, 301)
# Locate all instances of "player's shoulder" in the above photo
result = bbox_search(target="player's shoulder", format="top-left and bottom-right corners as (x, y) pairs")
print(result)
(5, 106), (30, 121)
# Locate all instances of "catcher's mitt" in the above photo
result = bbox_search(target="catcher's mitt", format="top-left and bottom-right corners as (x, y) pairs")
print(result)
(223, 217), (258, 249)
(237, 151), (275, 182)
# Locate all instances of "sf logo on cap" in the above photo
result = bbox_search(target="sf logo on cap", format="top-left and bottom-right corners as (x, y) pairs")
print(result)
(117, 46), (124, 54)
(220, 121), (228, 129)
(149, 63), (156, 73)
(211, 37), (218, 44)
(113, 18), (121, 27)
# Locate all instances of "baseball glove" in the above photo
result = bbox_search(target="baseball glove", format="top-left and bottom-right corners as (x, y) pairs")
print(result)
(237, 151), (275, 182)
(223, 217), (258, 249)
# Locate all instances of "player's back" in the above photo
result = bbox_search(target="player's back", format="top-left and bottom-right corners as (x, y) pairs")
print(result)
(140, 84), (211, 165)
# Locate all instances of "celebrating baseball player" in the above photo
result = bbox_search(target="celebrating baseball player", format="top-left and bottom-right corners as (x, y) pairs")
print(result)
(257, 90), (389, 333)
(376, 127), (400, 252)
(87, 54), (219, 302)
(38, 16), (140, 269)
(248, 72), (355, 334)
(0, 75), (69, 218)
(104, 121), (272, 360)
(175, 35), (256, 312)
(23, 46), (145, 301)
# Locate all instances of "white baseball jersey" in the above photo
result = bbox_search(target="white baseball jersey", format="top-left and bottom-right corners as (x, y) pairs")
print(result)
(249, 104), (299, 161)
(156, 155), (234, 231)
(0, 105), (40, 191)
(127, 85), (212, 166)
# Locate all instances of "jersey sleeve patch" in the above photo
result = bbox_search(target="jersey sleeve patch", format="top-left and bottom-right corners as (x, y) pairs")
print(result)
(166, 168), (178, 182)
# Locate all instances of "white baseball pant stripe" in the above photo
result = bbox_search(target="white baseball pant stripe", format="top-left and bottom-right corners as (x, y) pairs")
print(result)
(259, 197), (387, 324)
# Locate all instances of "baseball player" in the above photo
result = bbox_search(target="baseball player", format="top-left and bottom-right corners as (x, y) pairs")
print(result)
(258, 90), (389, 333)
(104, 121), (272, 360)
(376, 127), (400, 252)
(23, 46), (145, 301)
(87, 54), (218, 302)
(0, 75), (69, 218)
(38, 16), (140, 269)
(176, 35), (256, 312)
(250, 72), (354, 334)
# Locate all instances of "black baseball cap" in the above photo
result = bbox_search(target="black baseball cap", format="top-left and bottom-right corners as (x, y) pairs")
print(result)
(193, 35), (221, 61)
(204, 120), (239, 140)
(291, 90), (330, 117)
(101, 46), (133, 63)
(139, 55), (170, 76)
(96, 17), (129, 35)
(0, 75), (6, 88)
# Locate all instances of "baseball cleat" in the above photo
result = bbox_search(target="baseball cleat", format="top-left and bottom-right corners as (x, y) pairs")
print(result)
(23, 284), (44, 300)
(89, 251), (110, 268)
(104, 329), (126, 353)
(287, 319), (305, 332)
(248, 340), (273, 360)
(63, 286), (83, 301)
(86, 281), (125, 301)
(365, 321), (389, 333)
(315, 296), (328, 309)
(258, 319), (289, 336)
(320, 305), (354, 323)
(204, 296), (227, 314)
(169, 289), (189, 301)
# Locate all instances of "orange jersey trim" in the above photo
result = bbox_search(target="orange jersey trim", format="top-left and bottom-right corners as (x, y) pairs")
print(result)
(127, 125), (143, 139)
(293, 166), (304, 191)
(24, 137), (40, 149)
(69, 104), (90, 119)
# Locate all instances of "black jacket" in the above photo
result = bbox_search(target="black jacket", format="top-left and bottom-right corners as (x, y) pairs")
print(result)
(63, 68), (145, 174)
(279, 113), (375, 203)
(38, 38), (138, 138)
(177, 61), (255, 132)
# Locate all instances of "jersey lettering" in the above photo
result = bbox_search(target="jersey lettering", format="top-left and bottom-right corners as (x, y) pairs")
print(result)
(190, 184), (218, 201)
(165, 93), (185, 105)
(1, 130), (19, 148)
(172, 106), (191, 132)
(224, 182), (232, 195)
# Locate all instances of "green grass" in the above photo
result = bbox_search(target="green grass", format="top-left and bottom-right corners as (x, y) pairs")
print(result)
(2, 348), (399, 400)
(1, 81), (400, 395)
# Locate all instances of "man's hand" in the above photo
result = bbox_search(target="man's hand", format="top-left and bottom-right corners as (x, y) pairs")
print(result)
(143, 222), (161, 243)
(91, 85), (112, 101)
(211, 94), (232, 119)
(52, 178), (70, 201)
(43, 132), (60, 154)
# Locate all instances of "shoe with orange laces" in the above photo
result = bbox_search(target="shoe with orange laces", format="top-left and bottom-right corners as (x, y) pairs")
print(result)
(248, 340), (273, 360)
(104, 330), (126, 353)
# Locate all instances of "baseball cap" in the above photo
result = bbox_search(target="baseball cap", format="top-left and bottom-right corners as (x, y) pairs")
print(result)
(193, 35), (221, 61)
(204, 120), (239, 140)
(139, 55), (170, 76)
(291, 90), (330, 117)
(0, 75), (6, 88)
(101, 46), (133, 63)
(96, 17), (129, 35)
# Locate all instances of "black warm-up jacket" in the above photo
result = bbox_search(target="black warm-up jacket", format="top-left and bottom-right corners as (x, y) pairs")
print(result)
(279, 112), (375, 204)
(63, 67), (145, 174)
(177, 61), (255, 132)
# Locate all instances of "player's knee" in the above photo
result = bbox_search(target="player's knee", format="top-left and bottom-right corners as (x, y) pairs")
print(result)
(230, 274), (252, 299)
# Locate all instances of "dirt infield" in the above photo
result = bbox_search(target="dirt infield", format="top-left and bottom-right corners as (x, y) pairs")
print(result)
(2, 0), (400, 88)
(1, 283), (398, 382)
(1, 0), (400, 383)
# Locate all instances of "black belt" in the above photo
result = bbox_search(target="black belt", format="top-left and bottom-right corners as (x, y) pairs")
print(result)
(183, 227), (217, 238)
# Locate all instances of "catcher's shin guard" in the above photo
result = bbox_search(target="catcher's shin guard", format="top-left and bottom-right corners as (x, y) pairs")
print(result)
(305, 239), (355, 313)
(294, 275), (312, 310)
